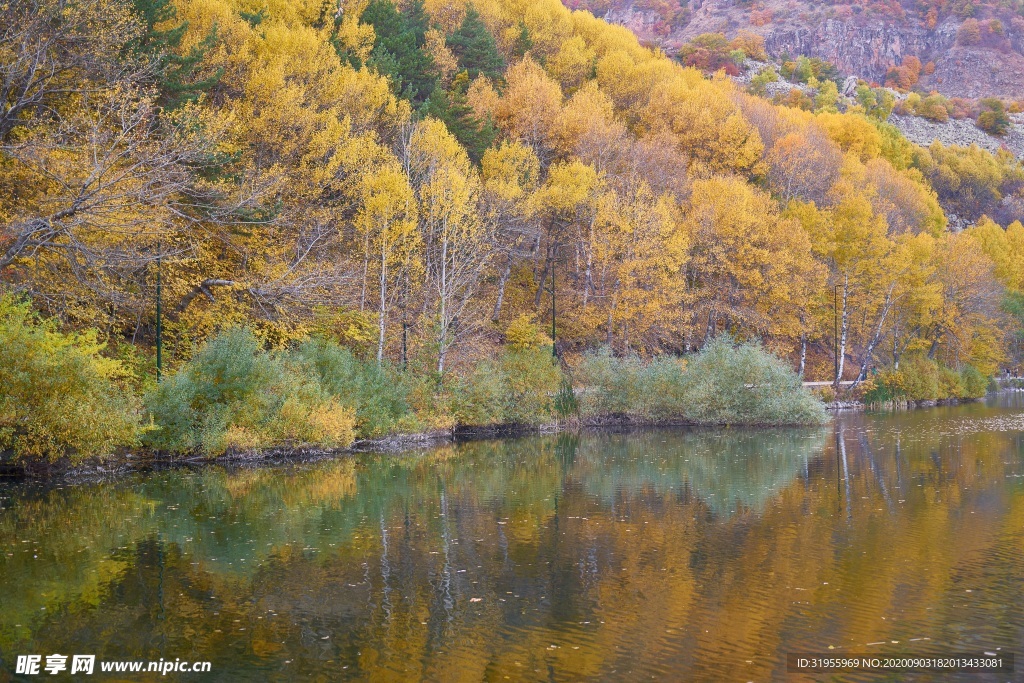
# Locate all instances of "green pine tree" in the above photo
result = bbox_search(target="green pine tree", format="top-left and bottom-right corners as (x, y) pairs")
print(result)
(510, 22), (532, 61)
(447, 6), (505, 82)
(130, 0), (222, 110)
(361, 0), (437, 106)
(423, 71), (495, 164)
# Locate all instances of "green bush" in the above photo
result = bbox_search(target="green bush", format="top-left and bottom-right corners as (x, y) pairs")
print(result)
(292, 338), (412, 438)
(864, 358), (991, 404)
(900, 356), (941, 400)
(453, 358), (506, 427)
(677, 336), (827, 425)
(145, 329), (355, 455)
(938, 364), (965, 399)
(575, 339), (824, 425)
(637, 356), (688, 420)
(0, 295), (139, 463)
(960, 365), (989, 398)
(454, 346), (565, 426)
(575, 347), (644, 416)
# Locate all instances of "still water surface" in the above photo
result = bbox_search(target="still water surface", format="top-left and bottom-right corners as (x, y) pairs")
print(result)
(2, 395), (1024, 681)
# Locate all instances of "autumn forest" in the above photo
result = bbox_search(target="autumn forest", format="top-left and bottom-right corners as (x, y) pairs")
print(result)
(2, 0), (1024, 461)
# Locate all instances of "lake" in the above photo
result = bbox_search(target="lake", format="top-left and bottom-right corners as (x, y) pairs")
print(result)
(2, 394), (1023, 681)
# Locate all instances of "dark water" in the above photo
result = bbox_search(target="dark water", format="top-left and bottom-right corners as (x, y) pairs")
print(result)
(2, 396), (1024, 682)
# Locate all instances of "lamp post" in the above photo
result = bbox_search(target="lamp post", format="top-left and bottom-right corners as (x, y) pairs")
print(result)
(402, 322), (408, 370)
(550, 262), (557, 358)
(156, 243), (163, 383)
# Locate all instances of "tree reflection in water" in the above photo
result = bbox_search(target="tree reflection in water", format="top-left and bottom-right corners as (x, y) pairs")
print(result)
(2, 395), (1023, 681)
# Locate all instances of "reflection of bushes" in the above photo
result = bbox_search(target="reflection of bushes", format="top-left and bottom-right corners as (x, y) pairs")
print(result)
(570, 427), (826, 514)
(576, 336), (827, 426)
(0, 295), (139, 463)
(863, 357), (989, 405)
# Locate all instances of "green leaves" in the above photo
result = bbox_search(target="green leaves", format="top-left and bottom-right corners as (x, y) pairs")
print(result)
(0, 295), (140, 463)
(361, 0), (436, 105)
(129, 0), (222, 109)
(447, 6), (505, 82)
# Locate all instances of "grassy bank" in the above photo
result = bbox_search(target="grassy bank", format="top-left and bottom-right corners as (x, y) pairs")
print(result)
(3, 298), (829, 471)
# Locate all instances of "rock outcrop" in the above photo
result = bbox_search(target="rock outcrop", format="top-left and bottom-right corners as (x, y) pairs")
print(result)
(576, 0), (1024, 100)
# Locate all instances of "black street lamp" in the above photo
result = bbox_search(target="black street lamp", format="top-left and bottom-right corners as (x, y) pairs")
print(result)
(156, 243), (163, 383)
(550, 263), (557, 358)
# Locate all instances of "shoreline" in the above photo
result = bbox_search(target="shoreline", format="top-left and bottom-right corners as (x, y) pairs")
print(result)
(1, 394), (1001, 482)
(2, 414), (815, 482)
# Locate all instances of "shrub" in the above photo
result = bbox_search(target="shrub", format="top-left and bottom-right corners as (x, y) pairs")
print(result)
(504, 314), (548, 349)
(453, 357), (506, 426)
(938, 365), (965, 399)
(0, 296), (139, 463)
(863, 367), (905, 405)
(575, 347), (644, 416)
(977, 98), (1010, 136)
(145, 329), (355, 455)
(960, 365), (989, 398)
(677, 336), (827, 425)
(900, 356), (941, 400)
(864, 359), (990, 404)
(749, 67), (779, 96)
(637, 356), (688, 420)
(454, 346), (565, 426)
(576, 339), (825, 425)
(918, 93), (951, 122)
(292, 338), (412, 438)
(958, 18), (981, 45)
(815, 384), (837, 404)
(500, 347), (564, 424)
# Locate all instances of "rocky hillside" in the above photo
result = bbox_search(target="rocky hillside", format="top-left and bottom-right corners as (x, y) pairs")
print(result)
(566, 0), (1024, 100)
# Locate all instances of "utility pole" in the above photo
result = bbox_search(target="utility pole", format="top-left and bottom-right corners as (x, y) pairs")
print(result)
(156, 243), (163, 383)
(402, 322), (408, 370)
(550, 258), (557, 358)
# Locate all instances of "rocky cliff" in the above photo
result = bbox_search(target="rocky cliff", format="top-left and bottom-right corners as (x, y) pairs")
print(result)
(578, 0), (1024, 100)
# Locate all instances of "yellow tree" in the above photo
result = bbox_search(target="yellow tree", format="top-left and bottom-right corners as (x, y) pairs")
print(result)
(406, 118), (490, 374)
(969, 217), (1024, 292)
(792, 165), (892, 384)
(354, 163), (419, 364)
(481, 141), (541, 322)
(643, 74), (764, 177)
(589, 181), (689, 352)
(494, 57), (563, 164)
(684, 176), (817, 349)
(929, 231), (1007, 374)
(528, 160), (602, 340)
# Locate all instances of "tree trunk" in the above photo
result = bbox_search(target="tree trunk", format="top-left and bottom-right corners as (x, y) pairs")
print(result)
(377, 250), (387, 365)
(437, 230), (449, 375)
(703, 307), (716, 348)
(798, 333), (807, 378)
(491, 253), (513, 322)
(853, 284), (897, 387)
(534, 252), (550, 309)
(835, 275), (849, 387)
(582, 218), (594, 310)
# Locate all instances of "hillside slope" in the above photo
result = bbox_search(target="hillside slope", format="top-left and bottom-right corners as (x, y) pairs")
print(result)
(1, 0), (1023, 392)
(568, 0), (1024, 99)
